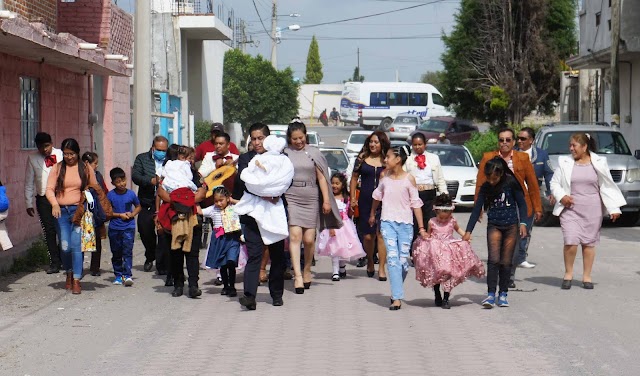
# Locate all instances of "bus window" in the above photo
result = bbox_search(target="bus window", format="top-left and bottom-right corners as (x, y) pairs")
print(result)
(409, 93), (428, 106)
(370, 92), (388, 106)
(389, 92), (408, 106)
(432, 93), (446, 106)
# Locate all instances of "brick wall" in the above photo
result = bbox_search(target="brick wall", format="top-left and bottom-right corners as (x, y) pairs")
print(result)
(0, 52), (90, 246)
(4, 0), (57, 31)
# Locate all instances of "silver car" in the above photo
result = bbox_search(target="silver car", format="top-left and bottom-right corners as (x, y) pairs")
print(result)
(386, 114), (422, 141)
(535, 124), (640, 226)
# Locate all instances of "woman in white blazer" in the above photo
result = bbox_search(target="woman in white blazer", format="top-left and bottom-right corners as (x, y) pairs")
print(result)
(550, 132), (626, 290)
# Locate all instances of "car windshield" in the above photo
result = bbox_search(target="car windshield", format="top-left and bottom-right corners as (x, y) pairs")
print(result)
(307, 133), (318, 144)
(427, 146), (474, 167)
(394, 116), (419, 125)
(418, 119), (449, 132)
(321, 150), (349, 172)
(349, 133), (369, 144)
(541, 131), (631, 155)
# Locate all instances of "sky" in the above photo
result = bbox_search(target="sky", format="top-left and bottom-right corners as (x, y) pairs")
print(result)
(120, 0), (461, 84)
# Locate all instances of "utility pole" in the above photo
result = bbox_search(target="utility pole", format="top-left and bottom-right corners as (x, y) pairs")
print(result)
(357, 47), (360, 74)
(133, 0), (152, 156)
(610, 0), (620, 125)
(270, 0), (277, 69)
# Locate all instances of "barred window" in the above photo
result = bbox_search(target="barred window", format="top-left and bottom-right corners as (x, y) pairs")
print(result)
(20, 77), (40, 149)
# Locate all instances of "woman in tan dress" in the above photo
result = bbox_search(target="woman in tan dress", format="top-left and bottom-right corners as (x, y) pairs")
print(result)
(284, 120), (342, 293)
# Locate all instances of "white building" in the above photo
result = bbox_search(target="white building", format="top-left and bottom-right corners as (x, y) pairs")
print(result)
(298, 84), (343, 124)
(150, 0), (232, 145)
(567, 0), (640, 151)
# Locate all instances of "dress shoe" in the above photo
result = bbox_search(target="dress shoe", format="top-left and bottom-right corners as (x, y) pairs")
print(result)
(378, 276), (387, 282)
(339, 266), (347, 278)
(442, 299), (451, 309)
(214, 276), (223, 286)
(47, 265), (60, 274)
(272, 297), (284, 306)
(508, 280), (516, 289)
(227, 287), (237, 297)
(389, 301), (402, 311)
(303, 282), (311, 289)
(171, 286), (184, 297)
(283, 269), (293, 280)
(239, 296), (257, 310)
(165, 275), (174, 287)
(188, 286), (202, 298)
(582, 281), (594, 289)
(221, 287), (229, 295)
(367, 270), (375, 278)
(71, 279), (81, 295)
(65, 272), (73, 290)
(434, 290), (443, 307)
(561, 279), (572, 290)
(143, 260), (153, 272)
(90, 270), (101, 277)
(356, 257), (366, 268)
(156, 269), (167, 276)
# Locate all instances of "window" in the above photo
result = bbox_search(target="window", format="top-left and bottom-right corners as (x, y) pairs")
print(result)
(596, 12), (601, 26)
(20, 77), (40, 149)
(409, 93), (428, 106)
(432, 93), (446, 106)
(370, 92), (388, 106)
(388, 92), (408, 106)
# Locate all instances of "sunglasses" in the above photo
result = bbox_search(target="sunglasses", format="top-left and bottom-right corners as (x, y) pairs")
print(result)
(498, 138), (513, 143)
(517, 137), (530, 141)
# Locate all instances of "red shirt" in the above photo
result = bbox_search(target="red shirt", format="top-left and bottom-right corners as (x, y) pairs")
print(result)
(195, 140), (239, 162)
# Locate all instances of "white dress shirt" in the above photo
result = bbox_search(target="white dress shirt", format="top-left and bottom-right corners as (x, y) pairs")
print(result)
(25, 147), (63, 208)
(198, 151), (239, 179)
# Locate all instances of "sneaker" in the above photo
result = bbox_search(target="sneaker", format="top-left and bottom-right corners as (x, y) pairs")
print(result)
(498, 292), (509, 307)
(518, 261), (536, 269)
(214, 276), (223, 286)
(508, 280), (516, 289)
(332, 274), (340, 281)
(113, 276), (123, 285)
(482, 293), (495, 309)
(124, 277), (134, 287)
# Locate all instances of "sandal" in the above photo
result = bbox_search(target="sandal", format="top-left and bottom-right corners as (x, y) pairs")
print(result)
(332, 274), (340, 281)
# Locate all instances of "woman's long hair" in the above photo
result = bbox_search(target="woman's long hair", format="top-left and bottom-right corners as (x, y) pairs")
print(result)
(358, 130), (390, 161)
(571, 132), (597, 153)
(331, 172), (349, 204)
(482, 157), (521, 210)
(287, 119), (307, 144)
(55, 138), (86, 197)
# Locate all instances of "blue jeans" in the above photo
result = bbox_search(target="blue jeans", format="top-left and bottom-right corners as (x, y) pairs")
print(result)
(56, 205), (83, 279)
(380, 221), (412, 300)
(511, 214), (534, 278)
(108, 227), (135, 278)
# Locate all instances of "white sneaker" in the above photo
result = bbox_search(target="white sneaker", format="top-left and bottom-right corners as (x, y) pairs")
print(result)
(518, 261), (536, 269)
(124, 277), (134, 286)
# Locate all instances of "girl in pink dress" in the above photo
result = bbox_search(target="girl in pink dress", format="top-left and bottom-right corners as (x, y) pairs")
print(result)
(317, 173), (366, 281)
(413, 194), (485, 309)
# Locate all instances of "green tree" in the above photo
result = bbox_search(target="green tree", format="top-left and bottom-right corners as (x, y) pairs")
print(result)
(420, 70), (446, 92)
(223, 49), (299, 130)
(303, 35), (323, 84)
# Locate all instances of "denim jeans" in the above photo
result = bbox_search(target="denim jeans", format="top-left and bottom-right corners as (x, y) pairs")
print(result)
(380, 221), (413, 300)
(56, 205), (83, 279)
(486, 223), (518, 294)
(511, 214), (534, 278)
(108, 227), (135, 278)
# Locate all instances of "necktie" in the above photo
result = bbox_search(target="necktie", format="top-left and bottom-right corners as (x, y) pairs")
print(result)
(44, 155), (57, 168)
(415, 154), (426, 170)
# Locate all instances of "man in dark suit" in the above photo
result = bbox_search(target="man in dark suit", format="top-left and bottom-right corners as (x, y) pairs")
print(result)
(475, 128), (542, 288)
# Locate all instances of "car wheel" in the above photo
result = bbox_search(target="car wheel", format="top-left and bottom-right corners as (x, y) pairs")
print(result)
(536, 211), (558, 227)
(379, 118), (393, 131)
(617, 212), (640, 227)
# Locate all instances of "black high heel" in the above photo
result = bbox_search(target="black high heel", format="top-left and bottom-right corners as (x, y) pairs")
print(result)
(295, 287), (305, 294)
(303, 282), (311, 289)
(367, 270), (375, 278)
(389, 300), (401, 310)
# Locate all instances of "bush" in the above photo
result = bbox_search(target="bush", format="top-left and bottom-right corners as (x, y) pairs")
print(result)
(9, 239), (49, 274)
(465, 131), (498, 163)
(195, 120), (212, 146)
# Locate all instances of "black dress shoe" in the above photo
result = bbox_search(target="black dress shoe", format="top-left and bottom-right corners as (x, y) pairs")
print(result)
(165, 275), (174, 287)
(171, 286), (183, 297)
(143, 260), (153, 272)
(295, 287), (304, 294)
(239, 296), (257, 310)
(188, 286), (202, 298)
(90, 270), (101, 277)
(356, 257), (366, 268)
(508, 280), (516, 289)
(303, 282), (311, 289)
(378, 276), (387, 282)
(220, 287), (229, 295)
(156, 269), (167, 276)
(389, 303), (402, 311)
(272, 297), (284, 306)
(442, 300), (451, 309)
(213, 276), (223, 286)
(582, 281), (594, 289)
(561, 279), (572, 290)
(283, 269), (293, 280)
(434, 291), (443, 307)
(46, 265), (60, 274)
(227, 288), (237, 297)
(367, 270), (375, 278)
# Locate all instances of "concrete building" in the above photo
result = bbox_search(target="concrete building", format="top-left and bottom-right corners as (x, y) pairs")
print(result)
(568, 0), (640, 150)
(298, 84), (343, 124)
(0, 0), (132, 248)
(149, 0), (232, 146)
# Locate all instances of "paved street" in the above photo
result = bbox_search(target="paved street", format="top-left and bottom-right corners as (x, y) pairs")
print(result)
(1, 211), (639, 376)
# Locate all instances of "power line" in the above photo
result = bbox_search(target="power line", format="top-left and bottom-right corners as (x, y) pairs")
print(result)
(251, 0), (274, 41)
(300, 0), (446, 29)
(280, 34), (442, 41)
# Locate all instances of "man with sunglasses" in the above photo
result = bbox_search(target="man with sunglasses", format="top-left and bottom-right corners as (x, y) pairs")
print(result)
(475, 128), (542, 288)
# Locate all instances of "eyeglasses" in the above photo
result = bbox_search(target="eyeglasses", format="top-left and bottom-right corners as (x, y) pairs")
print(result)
(498, 138), (513, 143)
(517, 137), (530, 141)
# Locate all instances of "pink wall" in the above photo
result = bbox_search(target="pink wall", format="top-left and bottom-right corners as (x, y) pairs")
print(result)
(0, 51), (90, 246)
(100, 75), (132, 190)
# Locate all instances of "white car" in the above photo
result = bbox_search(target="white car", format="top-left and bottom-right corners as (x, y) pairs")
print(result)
(342, 130), (372, 158)
(387, 113), (422, 141)
(426, 144), (477, 207)
(307, 131), (325, 147)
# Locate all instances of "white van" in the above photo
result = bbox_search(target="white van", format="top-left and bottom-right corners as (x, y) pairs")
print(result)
(340, 82), (451, 130)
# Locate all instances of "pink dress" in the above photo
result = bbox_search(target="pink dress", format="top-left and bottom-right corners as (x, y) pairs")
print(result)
(317, 198), (366, 260)
(413, 217), (485, 289)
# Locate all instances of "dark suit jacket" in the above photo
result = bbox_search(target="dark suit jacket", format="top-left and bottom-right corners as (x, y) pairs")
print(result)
(475, 150), (542, 217)
(132, 151), (158, 208)
(528, 147), (554, 193)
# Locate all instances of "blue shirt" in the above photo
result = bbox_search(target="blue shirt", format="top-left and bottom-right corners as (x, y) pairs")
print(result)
(466, 177), (528, 233)
(107, 189), (140, 231)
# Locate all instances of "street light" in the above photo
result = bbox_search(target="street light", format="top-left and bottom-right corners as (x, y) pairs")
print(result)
(277, 13), (301, 17)
(275, 24), (300, 44)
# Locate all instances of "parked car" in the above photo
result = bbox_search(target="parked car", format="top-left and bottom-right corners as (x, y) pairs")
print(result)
(319, 147), (350, 176)
(408, 116), (478, 145)
(307, 131), (325, 147)
(535, 124), (640, 226)
(386, 113), (422, 141)
(342, 130), (372, 158)
(426, 144), (478, 207)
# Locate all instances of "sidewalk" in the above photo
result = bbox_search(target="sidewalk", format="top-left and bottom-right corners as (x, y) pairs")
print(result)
(0, 213), (639, 375)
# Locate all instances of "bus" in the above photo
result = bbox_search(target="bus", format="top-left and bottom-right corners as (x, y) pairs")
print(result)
(340, 82), (451, 130)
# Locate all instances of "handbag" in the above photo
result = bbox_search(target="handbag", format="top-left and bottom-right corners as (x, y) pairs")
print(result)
(80, 204), (97, 252)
